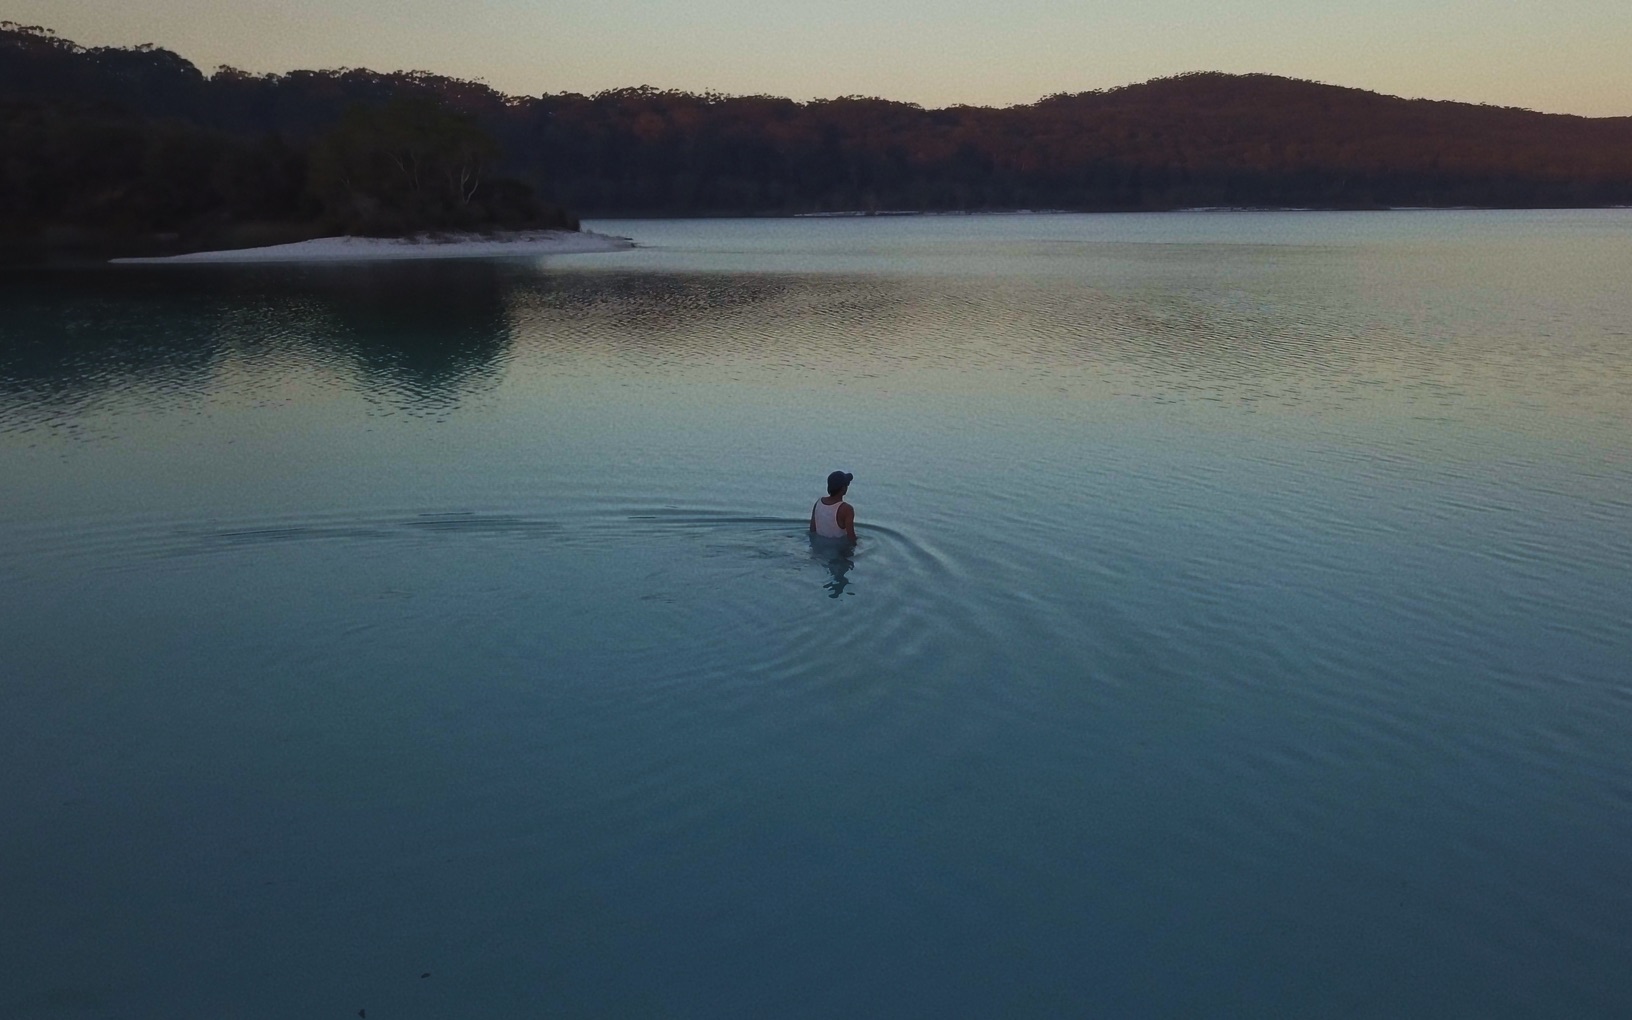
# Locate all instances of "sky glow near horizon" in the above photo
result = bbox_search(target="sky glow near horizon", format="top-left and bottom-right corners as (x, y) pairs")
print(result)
(2, 0), (1628, 116)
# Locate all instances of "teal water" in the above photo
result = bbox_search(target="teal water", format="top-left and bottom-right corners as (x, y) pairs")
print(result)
(2, 211), (1630, 1017)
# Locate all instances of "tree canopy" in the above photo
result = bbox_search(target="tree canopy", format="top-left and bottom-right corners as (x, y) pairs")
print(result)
(0, 23), (575, 259)
(3, 21), (1630, 259)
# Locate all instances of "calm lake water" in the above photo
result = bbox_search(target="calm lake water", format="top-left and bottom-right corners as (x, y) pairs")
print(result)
(3, 211), (1630, 1018)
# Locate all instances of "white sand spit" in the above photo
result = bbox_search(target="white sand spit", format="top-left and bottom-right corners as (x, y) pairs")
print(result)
(112, 230), (634, 264)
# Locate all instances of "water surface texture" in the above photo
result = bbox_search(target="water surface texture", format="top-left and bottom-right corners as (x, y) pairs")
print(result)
(3, 211), (1630, 1018)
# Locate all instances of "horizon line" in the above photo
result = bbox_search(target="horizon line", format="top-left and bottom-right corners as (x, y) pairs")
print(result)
(8, 20), (1630, 121)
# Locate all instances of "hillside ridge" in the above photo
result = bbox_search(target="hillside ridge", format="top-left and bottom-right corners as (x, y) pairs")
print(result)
(4, 21), (1631, 257)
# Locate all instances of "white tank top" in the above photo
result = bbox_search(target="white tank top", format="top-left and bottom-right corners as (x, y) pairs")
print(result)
(812, 498), (847, 538)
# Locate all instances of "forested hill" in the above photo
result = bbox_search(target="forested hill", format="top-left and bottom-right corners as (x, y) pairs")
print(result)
(0, 23), (575, 258)
(531, 77), (1632, 213)
(4, 21), (1632, 256)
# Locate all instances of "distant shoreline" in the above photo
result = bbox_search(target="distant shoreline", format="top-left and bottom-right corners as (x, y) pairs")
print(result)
(111, 230), (634, 265)
(638, 205), (1632, 221)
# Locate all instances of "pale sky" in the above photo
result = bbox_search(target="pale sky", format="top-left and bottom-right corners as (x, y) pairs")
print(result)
(5, 0), (1629, 116)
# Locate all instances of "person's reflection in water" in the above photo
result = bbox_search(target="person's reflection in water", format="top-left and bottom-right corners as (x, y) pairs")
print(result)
(810, 536), (857, 598)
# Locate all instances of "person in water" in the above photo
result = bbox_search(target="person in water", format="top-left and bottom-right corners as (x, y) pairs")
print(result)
(810, 470), (858, 542)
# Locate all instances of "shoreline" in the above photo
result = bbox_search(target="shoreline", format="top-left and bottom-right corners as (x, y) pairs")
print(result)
(702, 205), (1632, 220)
(111, 229), (634, 265)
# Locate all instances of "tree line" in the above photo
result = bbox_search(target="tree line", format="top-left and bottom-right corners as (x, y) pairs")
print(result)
(4, 21), (1631, 257)
(523, 77), (1632, 214)
(0, 23), (575, 258)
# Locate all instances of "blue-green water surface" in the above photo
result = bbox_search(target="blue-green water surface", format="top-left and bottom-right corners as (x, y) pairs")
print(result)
(2, 211), (1630, 1018)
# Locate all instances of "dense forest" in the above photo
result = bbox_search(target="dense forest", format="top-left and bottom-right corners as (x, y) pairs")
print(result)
(4, 21), (1631, 258)
(0, 23), (577, 259)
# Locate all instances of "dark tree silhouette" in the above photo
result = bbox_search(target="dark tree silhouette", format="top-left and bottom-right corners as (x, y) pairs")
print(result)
(3, 21), (1630, 261)
(308, 98), (546, 235)
(0, 23), (573, 260)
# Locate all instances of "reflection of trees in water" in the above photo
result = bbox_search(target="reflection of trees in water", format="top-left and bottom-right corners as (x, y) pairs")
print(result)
(0, 263), (516, 425)
(1, 261), (1383, 429)
(311, 262), (513, 414)
(0, 270), (231, 423)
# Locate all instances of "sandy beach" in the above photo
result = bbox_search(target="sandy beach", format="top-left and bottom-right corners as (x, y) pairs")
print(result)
(111, 229), (634, 264)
